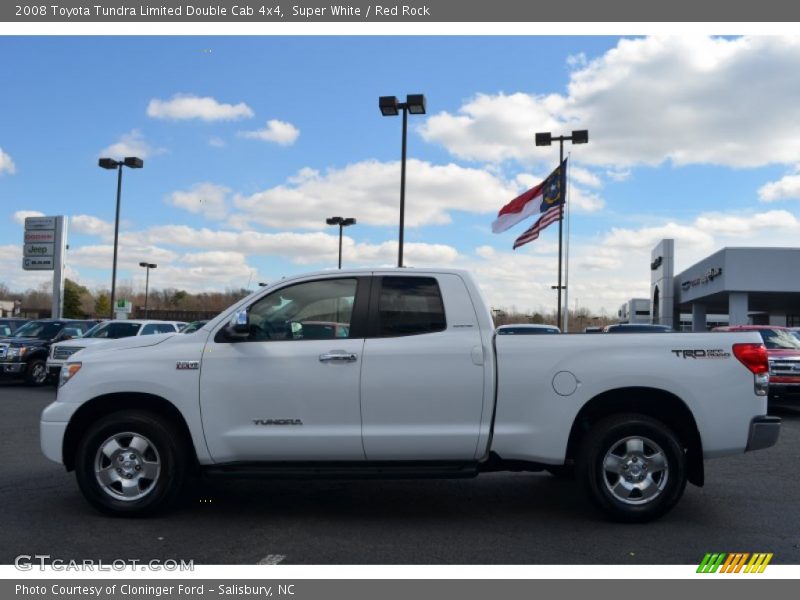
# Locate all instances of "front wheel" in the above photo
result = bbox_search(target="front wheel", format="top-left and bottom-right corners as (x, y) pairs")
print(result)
(24, 359), (48, 386)
(74, 411), (187, 516)
(577, 413), (687, 522)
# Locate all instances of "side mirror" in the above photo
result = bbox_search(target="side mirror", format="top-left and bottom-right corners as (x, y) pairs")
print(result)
(225, 309), (250, 340)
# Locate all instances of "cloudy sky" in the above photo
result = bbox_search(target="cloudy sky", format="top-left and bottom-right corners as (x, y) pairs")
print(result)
(2, 35), (800, 315)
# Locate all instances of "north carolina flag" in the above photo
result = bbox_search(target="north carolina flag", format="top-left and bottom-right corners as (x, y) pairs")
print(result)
(492, 158), (567, 233)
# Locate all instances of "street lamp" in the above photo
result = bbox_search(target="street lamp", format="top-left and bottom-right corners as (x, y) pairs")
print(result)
(379, 93), (426, 268)
(138, 262), (157, 319)
(326, 216), (357, 269)
(535, 130), (588, 331)
(99, 156), (144, 318)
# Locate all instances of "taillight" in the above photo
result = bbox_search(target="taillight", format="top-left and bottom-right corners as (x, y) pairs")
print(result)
(733, 343), (769, 396)
(733, 343), (768, 374)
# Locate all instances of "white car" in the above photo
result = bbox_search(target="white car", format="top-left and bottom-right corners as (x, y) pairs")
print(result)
(41, 268), (779, 521)
(47, 320), (185, 378)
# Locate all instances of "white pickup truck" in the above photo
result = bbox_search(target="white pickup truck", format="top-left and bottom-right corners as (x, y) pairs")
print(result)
(40, 268), (780, 521)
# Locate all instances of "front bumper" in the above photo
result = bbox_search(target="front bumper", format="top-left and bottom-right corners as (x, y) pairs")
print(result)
(745, 416), (781, 452)
(768, 382), (800, 402)
(40, 420), (68, 464)
(0, 361), (25, 375)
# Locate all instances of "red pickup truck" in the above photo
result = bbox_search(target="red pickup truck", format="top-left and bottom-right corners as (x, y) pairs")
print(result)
(714, 325), (800, 403)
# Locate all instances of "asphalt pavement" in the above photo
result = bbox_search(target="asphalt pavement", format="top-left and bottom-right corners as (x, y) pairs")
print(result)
(2, 381), (799, 565)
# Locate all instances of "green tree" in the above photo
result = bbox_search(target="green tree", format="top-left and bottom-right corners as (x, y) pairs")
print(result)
(95, 293), (111, 317)
(63, 279), (89, 318)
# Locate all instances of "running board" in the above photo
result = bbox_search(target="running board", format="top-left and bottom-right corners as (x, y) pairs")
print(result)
(203, 460), (481, 480)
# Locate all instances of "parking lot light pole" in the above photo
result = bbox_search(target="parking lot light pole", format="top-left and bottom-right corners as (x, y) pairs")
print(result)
(99, 156), (144, 319)
(326, 217), (357, 269)
(139, 262), (157, 319)
(379, 94), (426, 268)
(535, 130), (588, 330)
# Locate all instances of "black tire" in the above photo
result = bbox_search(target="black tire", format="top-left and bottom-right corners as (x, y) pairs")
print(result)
(577, 413), (687, 523)
(24, 359), (48, 386)
(74, 410), (187, 517)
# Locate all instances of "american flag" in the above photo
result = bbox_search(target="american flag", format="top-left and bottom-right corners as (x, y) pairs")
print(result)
(512, 204), (563, 250)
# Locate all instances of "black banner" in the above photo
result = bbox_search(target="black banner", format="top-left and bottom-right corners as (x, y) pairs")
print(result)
(2, 0), (800, 22)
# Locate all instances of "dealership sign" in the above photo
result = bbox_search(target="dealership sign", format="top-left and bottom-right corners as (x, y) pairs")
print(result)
(681, 267), (723, 291)
(21, 215), (68, 319)
(22, 216), (64, 271)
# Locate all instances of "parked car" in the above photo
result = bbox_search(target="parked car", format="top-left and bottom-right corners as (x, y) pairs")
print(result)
(180, 320), (209, 334)
(713, 325), (800, 403)
(0, 318), (31, 336)
(603, 324), (675, 333)
(497, 324), (560, 335)
(47, 320), (185, 378)
(0, 319), (98, 385)
(42, 268), (778, 521)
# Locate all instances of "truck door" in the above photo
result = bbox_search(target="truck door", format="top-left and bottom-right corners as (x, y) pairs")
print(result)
(360, 274), (485, 460)
(199, 276), (370, 463)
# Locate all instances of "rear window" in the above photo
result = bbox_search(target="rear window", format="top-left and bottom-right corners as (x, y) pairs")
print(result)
(88, 322), (141, 339)
(377, 277), (446, 337)
(141, 323), (178, 335)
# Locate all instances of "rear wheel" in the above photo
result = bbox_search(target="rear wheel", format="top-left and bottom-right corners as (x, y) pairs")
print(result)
(75, 411), (187, 516)
(577, 413), (687, 522)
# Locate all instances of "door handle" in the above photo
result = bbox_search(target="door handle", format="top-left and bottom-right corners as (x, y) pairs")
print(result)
(319, 351), (358, 363)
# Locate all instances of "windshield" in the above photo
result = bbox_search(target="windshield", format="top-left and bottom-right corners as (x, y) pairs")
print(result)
(759, 329), (800, 350)
(85, 321), (142, 339)
(12, 321), (63, 340)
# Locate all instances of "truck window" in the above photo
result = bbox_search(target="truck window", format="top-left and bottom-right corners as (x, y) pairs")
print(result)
(247, 278), (358, 341)
(377, 277), (446, 337)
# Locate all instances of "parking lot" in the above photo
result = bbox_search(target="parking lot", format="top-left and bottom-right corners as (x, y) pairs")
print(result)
(2, 381), (799, 565)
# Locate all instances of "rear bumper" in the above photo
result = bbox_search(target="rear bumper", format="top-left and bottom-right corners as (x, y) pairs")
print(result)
(746, 416), (781, 452)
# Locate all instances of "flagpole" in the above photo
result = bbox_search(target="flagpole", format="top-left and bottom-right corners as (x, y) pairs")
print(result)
(563, 152), (572, 333)
(557, 140), (564, 330)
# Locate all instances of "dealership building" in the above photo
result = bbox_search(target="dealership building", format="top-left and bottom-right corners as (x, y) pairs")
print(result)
(645, 239), (800, 331)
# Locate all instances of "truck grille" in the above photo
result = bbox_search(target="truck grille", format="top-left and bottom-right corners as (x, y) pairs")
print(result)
(0, 344), (6, 359)
(769, 359), (800, 377)
(53, 346), (83, 360)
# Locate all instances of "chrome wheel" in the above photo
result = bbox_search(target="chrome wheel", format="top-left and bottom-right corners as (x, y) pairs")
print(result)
(94, 432), (161, 502)
(601, 435), (668, 505)
(30, 362), (47, 384)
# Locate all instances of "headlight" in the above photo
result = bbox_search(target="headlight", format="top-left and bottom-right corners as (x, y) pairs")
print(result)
(59, 362), (82, 387)
(6, 347), (28, 359)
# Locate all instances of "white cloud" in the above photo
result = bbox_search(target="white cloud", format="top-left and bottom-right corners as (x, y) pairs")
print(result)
(694, 209), (800, 236)
(0, 147), (16, 175)
(758, 173), (800, 202)
(239, 120), (300, 146)
(70, 214), (113, 237)
(208, 137), (226, 148)
(13, 210), (44, 225)
(99, 130), (160, 160)
(421, 36), (800, 169)
(167, 183), (231, 220)
(230, 159), (520, 230)
(181, 251), (248, 266)
(147, 94), (254, 121)
(606, 168), (631, 182)
(570, 166), (603, 189)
